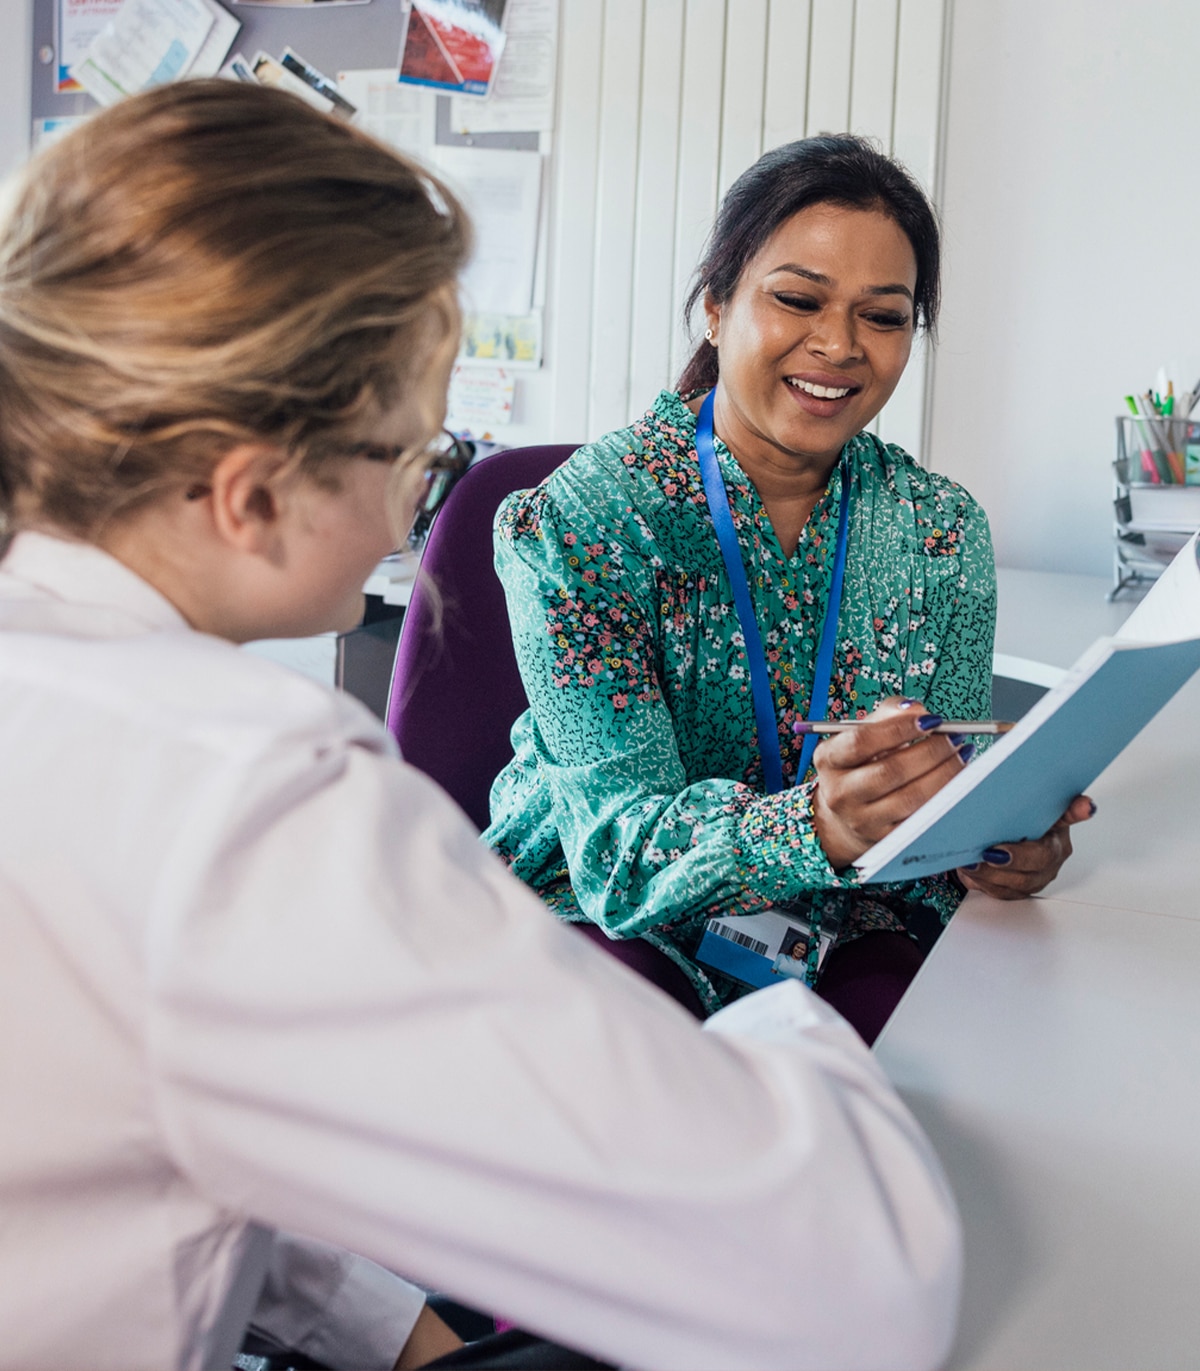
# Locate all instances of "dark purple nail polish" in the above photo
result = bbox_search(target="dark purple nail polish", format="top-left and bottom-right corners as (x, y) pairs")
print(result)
(897, 698), (921, 709)
(962, 863), (980, 871)
(982, 847), (1012, 865)
(947, 732), (966, 746)
(958, 743), (976, 765)
(917, 714), (945, 732)
(1087, 798), (1098, 817)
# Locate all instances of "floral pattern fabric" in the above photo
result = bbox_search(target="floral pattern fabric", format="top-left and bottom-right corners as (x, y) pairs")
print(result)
(483, 390), (997, 1012)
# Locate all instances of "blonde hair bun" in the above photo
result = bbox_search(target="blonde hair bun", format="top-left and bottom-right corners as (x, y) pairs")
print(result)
(0, 79), (471, 536)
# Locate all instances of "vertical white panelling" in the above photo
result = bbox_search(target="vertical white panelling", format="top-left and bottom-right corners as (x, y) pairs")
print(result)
(805, 0), (855, 135)
(717, 0), (768, 199)
(846, 0), (899, 439)
(848, 0), (899, 144)
(533, 0), (947, 454)
(874, 0), (948, 460)
(669, 0), (727, 384)
(891, 0), (947, 194)
(874, 330), (930, 454)
(544, 0), (606, 441)
(587, 0), (646, 436)
(762, 0), (812, 151)
(627, 0), (685, 421)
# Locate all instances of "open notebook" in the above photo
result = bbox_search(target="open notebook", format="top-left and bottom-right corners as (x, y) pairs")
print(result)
(855, 535), (1200, 885)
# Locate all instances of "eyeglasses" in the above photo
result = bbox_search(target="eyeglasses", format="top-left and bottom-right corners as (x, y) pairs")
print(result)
(347, 428), (475, 548)
(183, 430), (474, 548)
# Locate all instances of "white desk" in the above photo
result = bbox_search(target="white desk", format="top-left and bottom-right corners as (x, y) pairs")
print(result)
(875, 568), (1200, 1370)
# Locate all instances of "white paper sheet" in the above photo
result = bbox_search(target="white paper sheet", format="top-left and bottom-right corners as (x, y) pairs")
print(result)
(431, 144), (542, 316)
(446, 363), (514, 434)
(70, 0), (214, 104)
(188, 0), (240, 77)
(447, 0), (557, 133)
(336, 69), (436, 157)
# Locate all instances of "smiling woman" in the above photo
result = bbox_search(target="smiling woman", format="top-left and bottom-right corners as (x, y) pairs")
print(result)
(484, 134), (1089, 1036)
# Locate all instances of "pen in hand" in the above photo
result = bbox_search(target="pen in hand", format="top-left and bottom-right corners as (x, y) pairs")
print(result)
(793, 719), (1014, 736)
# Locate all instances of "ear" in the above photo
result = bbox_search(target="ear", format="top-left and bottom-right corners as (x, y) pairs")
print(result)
(205, 443), (295, 559)
(702, 290), (721, 345)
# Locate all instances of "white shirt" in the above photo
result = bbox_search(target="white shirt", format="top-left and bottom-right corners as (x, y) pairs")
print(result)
(0, 531), (962, 1371)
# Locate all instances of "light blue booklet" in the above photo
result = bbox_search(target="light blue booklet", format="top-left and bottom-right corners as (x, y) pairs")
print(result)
(855, 536), (1200, 885)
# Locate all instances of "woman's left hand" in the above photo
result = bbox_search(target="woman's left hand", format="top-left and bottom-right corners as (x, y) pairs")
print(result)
(956, 794), (1096, 899)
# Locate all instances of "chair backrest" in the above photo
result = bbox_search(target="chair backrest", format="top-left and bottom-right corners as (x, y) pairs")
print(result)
(386, 444), (577, 831)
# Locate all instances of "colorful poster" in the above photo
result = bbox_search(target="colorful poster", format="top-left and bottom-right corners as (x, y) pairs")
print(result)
(459, 311), (541, 369)
(398, 0), (508, 98)
(56, 0), (124, 91)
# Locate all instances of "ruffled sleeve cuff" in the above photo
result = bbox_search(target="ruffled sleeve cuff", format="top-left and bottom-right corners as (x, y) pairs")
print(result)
(730, 778), (861, 907)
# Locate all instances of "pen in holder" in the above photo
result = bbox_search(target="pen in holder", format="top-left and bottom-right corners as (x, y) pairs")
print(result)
(1116, 414), (1200, 485)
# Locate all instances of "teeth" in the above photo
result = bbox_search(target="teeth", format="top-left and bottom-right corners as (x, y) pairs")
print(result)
(787, 377), (851, 399)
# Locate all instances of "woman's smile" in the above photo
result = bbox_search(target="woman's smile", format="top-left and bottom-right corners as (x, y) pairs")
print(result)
(704, 200), (918, 477)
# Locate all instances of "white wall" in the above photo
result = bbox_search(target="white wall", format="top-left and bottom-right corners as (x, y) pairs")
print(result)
(928, 0), (1200, 576)
(0, 0), (31, 176)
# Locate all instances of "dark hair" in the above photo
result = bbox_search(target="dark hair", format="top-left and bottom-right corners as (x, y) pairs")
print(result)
(676, 134), (940, 396)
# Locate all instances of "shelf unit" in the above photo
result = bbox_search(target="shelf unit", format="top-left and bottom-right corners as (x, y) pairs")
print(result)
(1110, 415), (1200, 599)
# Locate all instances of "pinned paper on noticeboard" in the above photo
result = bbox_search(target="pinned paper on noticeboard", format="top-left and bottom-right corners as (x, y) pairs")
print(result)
(459, 311), (541, 370)
(233, 0), (368, 9)
(399, 0), (508, 98)
(446, 364), (514, 436)
(250, 49), (357, 118)
(67, 0), (239, 104)
(335, 69), (436, 158)
(448, 0), (556, 134)
(56, 0), (123, 92)
(432, 144), (541, 317)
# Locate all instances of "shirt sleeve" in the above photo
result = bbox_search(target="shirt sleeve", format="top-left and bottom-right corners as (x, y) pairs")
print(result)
(246, 1232), (425, 1371)
(493, 479), (858, 939)
(147, 733), (960, 1371)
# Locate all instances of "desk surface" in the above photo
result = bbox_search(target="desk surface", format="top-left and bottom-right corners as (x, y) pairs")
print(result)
(876, 568), (1200, 1369)
(994, 566), (1136, 668)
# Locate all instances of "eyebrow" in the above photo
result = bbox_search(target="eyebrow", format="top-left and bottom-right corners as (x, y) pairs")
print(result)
(771, 264), (914, 301)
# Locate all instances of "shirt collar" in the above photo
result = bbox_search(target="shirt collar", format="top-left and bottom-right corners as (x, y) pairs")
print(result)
(0, 530), (190, 633)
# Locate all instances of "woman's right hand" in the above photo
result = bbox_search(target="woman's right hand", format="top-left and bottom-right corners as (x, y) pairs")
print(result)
(810, 699), (968, 871)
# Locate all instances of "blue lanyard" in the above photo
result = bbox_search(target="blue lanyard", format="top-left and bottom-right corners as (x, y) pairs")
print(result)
(695, 391), (851, 792)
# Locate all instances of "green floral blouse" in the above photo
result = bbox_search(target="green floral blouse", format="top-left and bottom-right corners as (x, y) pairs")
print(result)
(483, 390), (997, 1012)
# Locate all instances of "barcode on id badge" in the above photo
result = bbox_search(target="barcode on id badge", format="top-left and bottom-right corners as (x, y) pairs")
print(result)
(706, 919), (769, 957)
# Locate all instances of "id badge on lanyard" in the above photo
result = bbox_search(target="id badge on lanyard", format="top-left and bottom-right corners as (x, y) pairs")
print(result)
(693, 390), (851, 986)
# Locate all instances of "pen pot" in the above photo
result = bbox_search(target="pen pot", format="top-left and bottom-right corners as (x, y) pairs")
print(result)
(1116, 415), (1200, 486)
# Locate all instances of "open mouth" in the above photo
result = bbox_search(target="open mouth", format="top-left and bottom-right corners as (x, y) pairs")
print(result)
(784, 376), (859, 400)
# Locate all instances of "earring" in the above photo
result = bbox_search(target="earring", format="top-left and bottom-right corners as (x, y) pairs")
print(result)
(704, 328), (714, 343)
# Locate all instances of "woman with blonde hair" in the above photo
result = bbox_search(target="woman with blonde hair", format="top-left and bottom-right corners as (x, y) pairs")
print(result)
(0, 82), (961, 1371)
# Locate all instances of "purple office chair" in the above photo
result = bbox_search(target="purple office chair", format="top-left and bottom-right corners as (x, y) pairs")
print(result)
(386, 445), (706, 1019)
